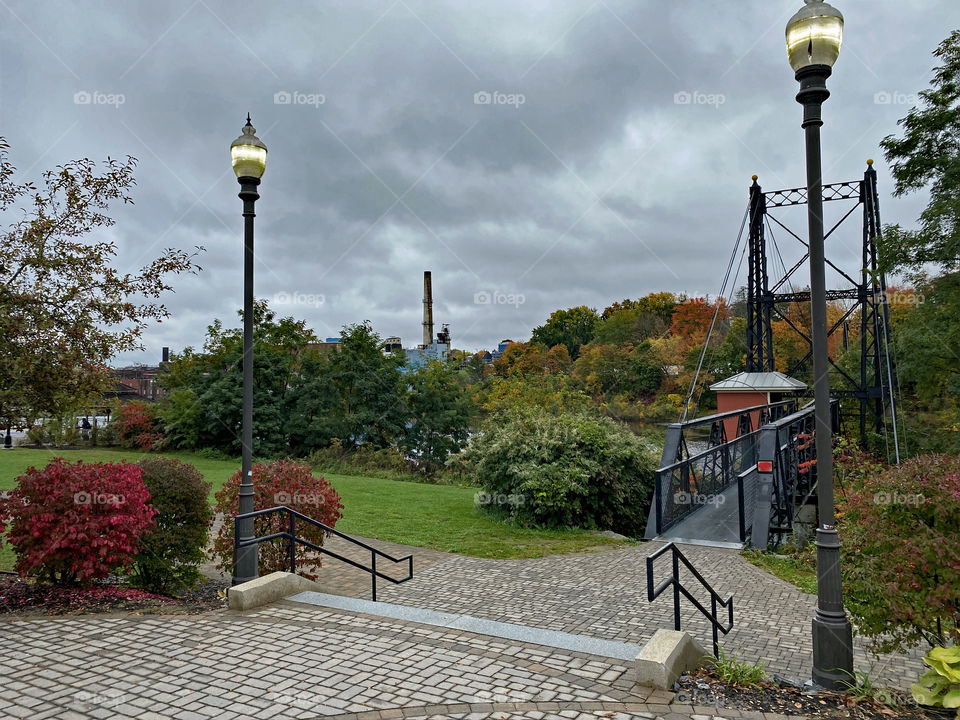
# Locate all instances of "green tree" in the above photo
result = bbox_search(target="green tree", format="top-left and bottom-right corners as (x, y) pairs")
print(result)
(0, 138), (199, 427)
(287, 322), (406, 453)
(879, 30), (960, 273)
(592, 307), (667, 346)
(404, 359), (473, 470)
(601, 292), (678, 322)
(530, 306), (599, 359)
(157, 301), (317, 455)
(891, 272), (960, 404)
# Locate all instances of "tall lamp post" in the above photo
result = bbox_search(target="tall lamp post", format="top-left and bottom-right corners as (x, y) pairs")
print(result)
(230, 114), (267, 586)
(786, 0), (854, 689)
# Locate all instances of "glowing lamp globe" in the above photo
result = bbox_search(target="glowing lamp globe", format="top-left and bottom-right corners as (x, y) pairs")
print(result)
(230, 115), (267, 179)
(786, 0), (843, 72)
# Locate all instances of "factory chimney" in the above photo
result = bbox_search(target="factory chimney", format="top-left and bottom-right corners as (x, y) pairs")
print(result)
(422, 271), (434, 347)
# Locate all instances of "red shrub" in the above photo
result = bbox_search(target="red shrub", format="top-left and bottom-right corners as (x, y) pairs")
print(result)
(839, 453), (960, 651)
(211, 460), (343, 580)
(0, 459), (156, 585)
(111, 400), (164, 450)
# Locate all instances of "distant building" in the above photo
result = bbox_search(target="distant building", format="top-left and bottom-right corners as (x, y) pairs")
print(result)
(486, 339), (517, 363)
(109, 347), (171, 401)
(305, 338), (342, 356)
(382, 336), (403, 353)
(404, 324), (451, 370)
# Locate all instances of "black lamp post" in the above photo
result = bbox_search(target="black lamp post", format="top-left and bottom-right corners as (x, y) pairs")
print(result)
(230, 114), (267, 586)
(786, 0), (854, 689)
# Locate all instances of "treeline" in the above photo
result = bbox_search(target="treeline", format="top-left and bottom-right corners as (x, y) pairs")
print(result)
(148, 301), (471, 472)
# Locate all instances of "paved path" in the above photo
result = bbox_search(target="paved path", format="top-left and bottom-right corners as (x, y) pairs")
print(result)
(0, 601), (793, 720)
(374, 541), (923, 689)
(205, 516), (921, 689)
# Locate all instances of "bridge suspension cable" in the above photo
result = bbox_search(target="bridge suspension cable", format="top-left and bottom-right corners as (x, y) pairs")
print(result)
(680, 205), (749, 423)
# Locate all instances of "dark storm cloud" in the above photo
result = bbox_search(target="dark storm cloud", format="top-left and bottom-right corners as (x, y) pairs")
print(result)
(0, 0), (948, 360)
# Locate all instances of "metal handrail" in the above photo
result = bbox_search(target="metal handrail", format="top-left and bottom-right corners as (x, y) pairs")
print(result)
(657, 426), (762, 475)
(234, 505), (413, 601)
(646, 542), (734, 658)
(668, 399), (798, 430)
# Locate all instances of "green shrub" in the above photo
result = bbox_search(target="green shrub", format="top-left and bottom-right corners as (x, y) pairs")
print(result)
(130, 458), (213, 595)
(25, 414), (82, 447)
(307, 440), (426, 481)
(453, 407), (658, 536)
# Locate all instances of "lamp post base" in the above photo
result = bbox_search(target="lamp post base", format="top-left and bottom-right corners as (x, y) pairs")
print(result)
(811, 527), (854, 689)
(812, 615), (854, 689)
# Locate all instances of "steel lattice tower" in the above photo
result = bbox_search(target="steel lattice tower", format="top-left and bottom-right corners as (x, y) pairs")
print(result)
(745, 162), (899, 448)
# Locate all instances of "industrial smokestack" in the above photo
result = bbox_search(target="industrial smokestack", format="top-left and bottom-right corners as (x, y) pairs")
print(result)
(422, 271), (434, 347)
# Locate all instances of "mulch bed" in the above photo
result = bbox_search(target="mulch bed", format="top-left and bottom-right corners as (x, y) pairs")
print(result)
(676, 667), (952, 719)
(0, 573), (228, 616)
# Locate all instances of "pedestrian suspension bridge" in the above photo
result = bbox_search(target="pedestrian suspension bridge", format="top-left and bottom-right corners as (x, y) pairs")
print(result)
(645, 162), (904, 548)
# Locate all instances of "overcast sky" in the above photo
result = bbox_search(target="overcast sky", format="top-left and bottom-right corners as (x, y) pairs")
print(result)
(1, 1), (951, 364)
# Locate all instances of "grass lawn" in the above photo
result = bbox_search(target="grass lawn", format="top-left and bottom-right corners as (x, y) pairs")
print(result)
(0, 448), (634, 570)
(742, 547), (818, 595)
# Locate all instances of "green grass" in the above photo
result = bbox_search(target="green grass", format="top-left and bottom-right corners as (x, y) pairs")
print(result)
(710, 645), (766, 688)
(0, 448), (239, 498)
(742, 547), (818, 595)
(0, 448), (634, 570)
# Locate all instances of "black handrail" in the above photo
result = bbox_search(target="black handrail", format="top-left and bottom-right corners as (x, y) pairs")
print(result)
(646, 542), (734, 658)
(670, 399), (798, 431)
(234, 506), (413, 601)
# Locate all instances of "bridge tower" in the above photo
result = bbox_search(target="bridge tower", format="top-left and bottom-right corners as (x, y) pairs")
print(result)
(745, 162), (900, 452)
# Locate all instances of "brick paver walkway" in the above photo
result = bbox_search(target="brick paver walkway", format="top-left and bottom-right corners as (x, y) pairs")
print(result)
(373, 541), (922, 689)
(0, 601), (796, 719)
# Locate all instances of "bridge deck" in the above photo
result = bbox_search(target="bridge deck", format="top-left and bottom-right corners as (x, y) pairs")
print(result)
(653, 473), (753, 547)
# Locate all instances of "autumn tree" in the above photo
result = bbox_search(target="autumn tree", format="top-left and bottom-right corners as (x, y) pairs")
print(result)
(492, 342), (547, 376)
(544, 344), (572, 374)
(669, 297), (730, 348)
(0, 138), (200, 426)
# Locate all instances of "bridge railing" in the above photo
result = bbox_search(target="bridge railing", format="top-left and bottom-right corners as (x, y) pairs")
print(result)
(750, 400), (840, 548)
(647, 400), (798, 538)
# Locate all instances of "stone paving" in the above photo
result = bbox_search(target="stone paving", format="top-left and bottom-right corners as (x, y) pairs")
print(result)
(0, 529), (919, 719)
(0, 600), (788, 720)
(374, 541), (923, 689)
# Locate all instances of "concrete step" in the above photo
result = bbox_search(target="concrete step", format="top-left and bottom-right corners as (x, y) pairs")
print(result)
(286, 590), (643, 662)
